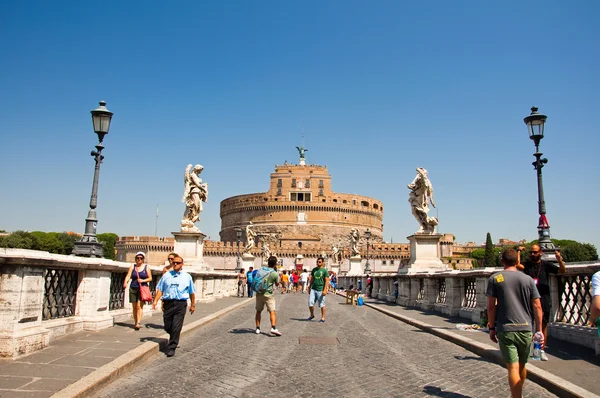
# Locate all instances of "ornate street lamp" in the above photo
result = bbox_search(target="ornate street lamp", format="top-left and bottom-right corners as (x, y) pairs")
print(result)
(72, 101), (113, 257)
(364, 228), (372, 274)
(523, 106), (558, 260)
(235, 227), (242, 271)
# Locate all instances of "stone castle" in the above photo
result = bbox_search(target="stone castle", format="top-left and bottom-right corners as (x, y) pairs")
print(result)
(116, 150), (477, 271)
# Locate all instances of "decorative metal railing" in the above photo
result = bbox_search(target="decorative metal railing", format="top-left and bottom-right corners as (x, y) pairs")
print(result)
(463, 277), (477, 309)
(109, 272), (126, 310)
(557, 274), (593, 326)
(417, 278), (424, 301)
(42, 269), (78, 320)
(436, 278), (446, 304)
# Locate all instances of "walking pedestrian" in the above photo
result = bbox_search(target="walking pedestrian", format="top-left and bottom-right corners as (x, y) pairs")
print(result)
(162, 252), (178, 274)
(300, 269), (309, 293)
(254, 256), (282, 336)
(281, 271), (289, 294)
(292, 270), (299, 293)
(237, 268), (247, 297)
(517, 244), (566, 360)
(152, 256), (196, 357)
(123, 251), (152, 330)
(246, 267), (255, 298)
(591, 270), (600, 330)
(307, 257), (330, 322)
(487, 249), (543, 398)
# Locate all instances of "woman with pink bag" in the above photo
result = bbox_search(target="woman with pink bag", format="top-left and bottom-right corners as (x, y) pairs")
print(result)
(123, 251), (153, 330)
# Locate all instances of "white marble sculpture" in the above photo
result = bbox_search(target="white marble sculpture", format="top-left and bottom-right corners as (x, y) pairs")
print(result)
(407, 167), (438, 234)
(262, 242), (271, 262)
(350, 228), (360, 257)
(181, 164), (208, 232)
(244, 222), (256, 254)
(331, 245), (342, 264)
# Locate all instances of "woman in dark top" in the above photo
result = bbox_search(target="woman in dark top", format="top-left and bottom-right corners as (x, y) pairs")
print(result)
(123, 251), (153, 330)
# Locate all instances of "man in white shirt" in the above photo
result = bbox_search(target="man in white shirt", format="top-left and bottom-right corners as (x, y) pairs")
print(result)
(299, 269), (309, 294)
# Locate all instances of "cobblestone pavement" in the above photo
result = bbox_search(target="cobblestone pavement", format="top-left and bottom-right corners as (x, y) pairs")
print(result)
(94, 292), (557, 398)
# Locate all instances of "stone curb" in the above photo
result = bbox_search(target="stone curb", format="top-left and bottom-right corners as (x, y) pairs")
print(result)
(364, 300), (599, 398)
(51, 298), (254, 398)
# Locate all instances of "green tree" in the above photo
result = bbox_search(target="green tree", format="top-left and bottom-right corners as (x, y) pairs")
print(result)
(30, 231), (64, 254)
(57, 233), (79, 255)
(98, 233), (119, 260)
(484, 232), (496, 268)
(1, 231), (34, 249)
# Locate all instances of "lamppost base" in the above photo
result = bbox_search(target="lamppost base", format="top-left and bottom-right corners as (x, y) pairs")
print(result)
(72, 240), (104, 258)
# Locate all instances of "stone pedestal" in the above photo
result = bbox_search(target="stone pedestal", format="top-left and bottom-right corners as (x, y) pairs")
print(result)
(173, 231), (210, 271)
(347, 256), (363, 276)
(242, 253), (255, 270)
(399, 233), (450, 274)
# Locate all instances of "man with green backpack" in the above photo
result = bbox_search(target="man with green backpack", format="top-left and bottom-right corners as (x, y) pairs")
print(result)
(253, 256), (282, 336)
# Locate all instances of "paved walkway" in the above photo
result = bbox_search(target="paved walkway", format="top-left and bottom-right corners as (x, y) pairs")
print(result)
(93, 293), (559, 398)
(365, 297), (600, 396)
(0, 296), (248, 398)
(1, 292), (598, 398)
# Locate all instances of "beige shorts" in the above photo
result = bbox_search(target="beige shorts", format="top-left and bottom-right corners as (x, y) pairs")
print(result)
(255, 294), (276, 312)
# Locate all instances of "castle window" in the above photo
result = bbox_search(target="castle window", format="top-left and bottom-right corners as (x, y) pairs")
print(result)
(291, 179), (296, 188)
(383, 260), (387, 265)
(277, 188), (282, 196)
(319, 180), (324, 188)
(290, 192), (311, 202)
(305, 179), (310, 188)
(352, 200), (356, 205)
(318, 189), (324, 197)
(373, 204), (379, 210)
(277, 179), (282, 187)
(361, 201), (369, 207)
(333, 199), (338, 203)
(343, 200), (347, 204)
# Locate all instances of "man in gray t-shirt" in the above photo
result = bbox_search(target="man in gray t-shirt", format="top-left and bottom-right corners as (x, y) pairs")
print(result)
(486, 248), (543, 398)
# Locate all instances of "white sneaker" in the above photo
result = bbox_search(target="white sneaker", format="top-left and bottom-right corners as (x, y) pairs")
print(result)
(270, 327), (282, 336)
(255, 328), (260, 334)
(540, 351), (549, 361)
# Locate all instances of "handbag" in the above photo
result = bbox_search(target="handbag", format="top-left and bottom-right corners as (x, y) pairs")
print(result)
(135, 266), (153, 303)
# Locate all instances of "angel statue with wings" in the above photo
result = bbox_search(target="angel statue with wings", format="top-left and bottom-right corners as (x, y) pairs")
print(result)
(181, 164), (208, 232)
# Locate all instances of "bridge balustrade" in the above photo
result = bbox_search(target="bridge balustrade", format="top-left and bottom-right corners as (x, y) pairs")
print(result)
(339, 261), (599, 354)
(0, 248), (238, 358)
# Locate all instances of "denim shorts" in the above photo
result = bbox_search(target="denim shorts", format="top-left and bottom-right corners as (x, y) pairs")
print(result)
(308, 289), (326, 308)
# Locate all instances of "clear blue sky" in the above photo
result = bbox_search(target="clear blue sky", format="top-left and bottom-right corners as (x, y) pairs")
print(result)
(1, 1), (598, 249)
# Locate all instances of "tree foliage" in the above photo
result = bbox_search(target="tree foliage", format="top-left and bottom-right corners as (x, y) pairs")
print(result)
(484, 232), (496, 267)
(0, 230), (118, 259)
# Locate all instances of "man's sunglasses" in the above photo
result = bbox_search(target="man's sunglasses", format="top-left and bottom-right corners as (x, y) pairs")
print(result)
(173, 261), (183, 265)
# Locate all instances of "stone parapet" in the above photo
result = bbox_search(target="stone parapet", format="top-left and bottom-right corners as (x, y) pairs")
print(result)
(0, 248), (237, 358)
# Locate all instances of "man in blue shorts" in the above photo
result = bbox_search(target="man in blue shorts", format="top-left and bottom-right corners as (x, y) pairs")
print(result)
(307, 257), (329, 322)
(487, 249), (543, 398)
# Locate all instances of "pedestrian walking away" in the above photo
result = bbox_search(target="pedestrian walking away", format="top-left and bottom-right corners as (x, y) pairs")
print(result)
(237, 268), (247, 297)
(253, 256), (282, 336)
(516, 243), (565, 360)
(246, 266), (255, 298)
(307, 257), (330, 322)
(152, 256), (196, 357)
(300, 269), (309, 293)
(123, 251), (152, 330)
(487, 248), (544, 398)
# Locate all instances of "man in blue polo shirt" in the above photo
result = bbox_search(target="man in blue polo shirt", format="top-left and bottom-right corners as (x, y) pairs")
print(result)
(152, 255), (196, 357)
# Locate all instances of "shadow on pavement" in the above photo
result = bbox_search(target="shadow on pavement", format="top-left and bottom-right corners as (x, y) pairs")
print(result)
(288, 317), (314, 321)
(423, 385), (473, 397)
(230, 328), (257, 334)
(114, 322), (137, 330)
(142, 323), (165, 330)
(140, 337), (168, 352)
(454, 355), (493, 363)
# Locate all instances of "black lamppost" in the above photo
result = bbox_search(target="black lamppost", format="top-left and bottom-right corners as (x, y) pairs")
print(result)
(72, 101), (113, 257)
(364, 228), (371, 274)
(235, 227), (242, 272)
(523, 106), (558, 259)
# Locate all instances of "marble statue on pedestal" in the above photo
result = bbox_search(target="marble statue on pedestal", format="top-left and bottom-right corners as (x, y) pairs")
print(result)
(331, 245), (342, 264)
(181, 164), (208, 232)
(407, 167), (438, 234)
(244, 223), (256, 254)
(350, 228), (360, 257)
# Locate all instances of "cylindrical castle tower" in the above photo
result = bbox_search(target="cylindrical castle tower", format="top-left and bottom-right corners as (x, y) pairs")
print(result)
(220, 160), (384, 247)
